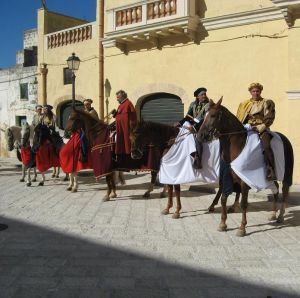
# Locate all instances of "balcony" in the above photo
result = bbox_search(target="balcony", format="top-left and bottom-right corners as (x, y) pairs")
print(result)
(271, 0), (300, 26)
(46, 22), (96, 49)
(103, 0), (201, 51)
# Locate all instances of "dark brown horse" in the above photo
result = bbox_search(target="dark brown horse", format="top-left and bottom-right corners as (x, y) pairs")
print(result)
(64, 108), (161, 201)
(197, 98), (294, 236)
(130, 121), (186, 218)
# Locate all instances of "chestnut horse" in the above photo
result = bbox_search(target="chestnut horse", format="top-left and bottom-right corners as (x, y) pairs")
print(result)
(64, 108), (161, 201)
(197, 98), (294, 236)
(130, 121), (185, 218)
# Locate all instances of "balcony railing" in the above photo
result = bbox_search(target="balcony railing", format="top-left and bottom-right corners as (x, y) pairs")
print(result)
(46, 22), (95, 49)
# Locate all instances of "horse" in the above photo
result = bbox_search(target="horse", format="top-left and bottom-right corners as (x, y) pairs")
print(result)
(64, 108), (162, 200)
(130, 121), (188, 218)
(32, 123), (65, 186)
(5, 124), (37, 186)
(197, 98), (294, 236)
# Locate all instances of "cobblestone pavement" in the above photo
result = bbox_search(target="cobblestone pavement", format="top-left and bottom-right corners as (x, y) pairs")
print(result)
(0, 158), (300, 298)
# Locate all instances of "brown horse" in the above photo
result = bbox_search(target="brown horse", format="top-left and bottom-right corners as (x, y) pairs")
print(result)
(197, 98), (294, 236)
(64, 108), (161, 200)
(130, 121), (187, 218)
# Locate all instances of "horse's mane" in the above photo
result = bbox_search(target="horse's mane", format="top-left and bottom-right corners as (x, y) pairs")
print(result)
(219, 105), (245, 131)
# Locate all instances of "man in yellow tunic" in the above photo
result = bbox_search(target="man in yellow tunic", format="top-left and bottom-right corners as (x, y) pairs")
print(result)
(236, 83), (276, 181)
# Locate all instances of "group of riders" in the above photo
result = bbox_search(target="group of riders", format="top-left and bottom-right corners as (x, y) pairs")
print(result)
(29, 83), (276, 182)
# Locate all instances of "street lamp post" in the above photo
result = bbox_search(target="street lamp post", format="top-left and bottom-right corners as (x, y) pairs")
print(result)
(104, 79), (112, 123)
(67, 53), (80, 107)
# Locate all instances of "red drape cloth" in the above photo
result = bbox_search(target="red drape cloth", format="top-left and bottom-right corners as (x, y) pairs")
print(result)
(115, 98), (137, 154)
(59, 131), (92, 173)
(36, 141), (60, 172)
(21, 147), (31, 167)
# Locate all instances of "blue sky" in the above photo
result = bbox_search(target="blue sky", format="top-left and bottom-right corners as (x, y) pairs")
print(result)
(0, 0), (96, 68)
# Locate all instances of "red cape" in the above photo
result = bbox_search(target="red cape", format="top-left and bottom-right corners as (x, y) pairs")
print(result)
(21, 147), (31, 167)
(59, 131), (92, 173)
(36, 141), (60, 172)
(115, 98), (137, 154)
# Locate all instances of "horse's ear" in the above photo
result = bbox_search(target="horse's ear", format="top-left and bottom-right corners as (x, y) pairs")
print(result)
(216, 96), (223, 107)
(209, 99), (215, 107)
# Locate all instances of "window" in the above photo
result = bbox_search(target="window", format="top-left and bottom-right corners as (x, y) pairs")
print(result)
(63, 67), (72, 85)
(16, 116), (27, 126)
(20, 83), (28, 100)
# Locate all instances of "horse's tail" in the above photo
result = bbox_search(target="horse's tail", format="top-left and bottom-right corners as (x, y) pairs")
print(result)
(276, 132), (294, 186)
(16, 148), (22, 162)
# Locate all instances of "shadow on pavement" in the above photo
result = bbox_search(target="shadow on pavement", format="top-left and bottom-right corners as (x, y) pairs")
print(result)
(0, 216), (299, 298)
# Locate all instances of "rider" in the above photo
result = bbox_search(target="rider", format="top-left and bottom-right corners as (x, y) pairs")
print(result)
(32, 105), (43, 127)
(40, 104), (56, 131)
(112, 90), (137, 161)
(177, 87), (210, 169)
(83, 98), (99, 120)
(236, 82), (276, 181)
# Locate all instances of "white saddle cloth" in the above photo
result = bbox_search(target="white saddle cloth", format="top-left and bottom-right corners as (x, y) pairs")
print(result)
(158, 122), (285, 192)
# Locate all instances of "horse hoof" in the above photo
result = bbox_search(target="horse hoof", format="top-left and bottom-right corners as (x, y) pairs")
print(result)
(63, 177), (69, 181)
(160, 192), (167, 198)
(32, 178), (37, 182)
(109, 193), (117, 198)
(20, 178), (25, 182)
(268, 214), (277, 221)
(161, 209), (169, 215)
(71, 188), (77, 193)
(277, 216), (284, 224)
(208, 206), (215, 213)
(26, 182), (31, 187)
(55, 175), (59, 178)
(236, 229), (246, 237)
(38, 182), (44, 186)
(51, 174), (55, 178)
(143, 192), (150, 198)
(66, 187), (72, 191)
(102, 196), (110, 202)
(172, 212), (180, 219)
(218, 223), (227, 232)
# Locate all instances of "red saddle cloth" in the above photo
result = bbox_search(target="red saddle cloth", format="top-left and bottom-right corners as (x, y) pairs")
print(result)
(21, 147), (31, 167)
(91, 127), (113, 179)
(59, 131), (92, 173)
(36, 140), (60, 172)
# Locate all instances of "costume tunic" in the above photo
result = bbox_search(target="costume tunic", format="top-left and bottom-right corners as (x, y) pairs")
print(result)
(115, 98), (137, 155)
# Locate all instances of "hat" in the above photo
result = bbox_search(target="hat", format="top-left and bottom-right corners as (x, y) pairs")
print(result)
(36, 104), (42, 109)
(248, 83), (263, 91)
(43, 104), (53, 110)
(194, 87), (207, 97)
(83, 98), (93, 104)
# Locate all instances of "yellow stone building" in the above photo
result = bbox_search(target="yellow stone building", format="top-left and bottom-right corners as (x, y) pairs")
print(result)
(38, 1), (300, 182)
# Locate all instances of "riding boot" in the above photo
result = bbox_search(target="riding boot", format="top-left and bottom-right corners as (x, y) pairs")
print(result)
(193, 138), (203, 169)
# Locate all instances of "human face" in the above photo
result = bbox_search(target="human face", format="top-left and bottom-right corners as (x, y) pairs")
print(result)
(84, 101), (91, 110)
(250, 88), (262, 100)
(43, 107), (48, 114)
(196, 92), (207, 103)
(36, 107), (42, 115)
(116, 94), (123, 103)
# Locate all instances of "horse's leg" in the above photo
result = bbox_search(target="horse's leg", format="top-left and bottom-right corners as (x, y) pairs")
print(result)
(227, 192), (241, 213)
(63, 172), (69, 181)
(32, 167), (37, 182)
(67, 173), (74, 191)
(71, 173), (78, 193)
(208, 188), (222, 212)
(277, 182), (289, 223)
(55, 167), (60, 178)
(38, 172), (45, 186)
(26, 167), (32, 186)
(119, 171), (125, 185)
(109, 173), (117, 198)
(236, 184), (249, 237)
(172, 184), (181, 219)
(268, 181), (279, 221)
(103, 174), (113, 202)
(20, 165), (25, 182)
(143, 171), (156, 198)
(218, 193), (229, 231)
(51, 167), (56, 178)
(160, 184), (167, 198)
(161, 185), (173, 215)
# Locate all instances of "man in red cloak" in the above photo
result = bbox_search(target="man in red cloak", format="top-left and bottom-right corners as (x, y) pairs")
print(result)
(113, 90), (137, 159)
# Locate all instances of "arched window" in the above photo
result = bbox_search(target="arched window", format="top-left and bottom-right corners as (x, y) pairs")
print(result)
(140, 93), (183, 125)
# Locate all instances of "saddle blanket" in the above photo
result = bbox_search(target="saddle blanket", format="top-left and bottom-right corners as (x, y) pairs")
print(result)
(159, 123), (284, 192)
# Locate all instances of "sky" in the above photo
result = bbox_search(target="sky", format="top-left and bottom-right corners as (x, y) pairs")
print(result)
(0, 0), (96, 69)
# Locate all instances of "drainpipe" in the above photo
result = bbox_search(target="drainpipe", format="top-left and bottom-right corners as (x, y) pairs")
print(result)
(40, 63), (48, 105)
(99, 0), (104, 119)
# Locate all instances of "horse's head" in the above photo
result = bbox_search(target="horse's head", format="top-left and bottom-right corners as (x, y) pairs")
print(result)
(64, 108), (85, 137)
(130, 121), (146, 159)
(20, 122), (30, 148)
(5, 128), (15, 151)
(197, 97), (223, 142)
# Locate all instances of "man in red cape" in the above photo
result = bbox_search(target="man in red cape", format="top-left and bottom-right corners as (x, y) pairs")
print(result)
(113, 90), (137, 158)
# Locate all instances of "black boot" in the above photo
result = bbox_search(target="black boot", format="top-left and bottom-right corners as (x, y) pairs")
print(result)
(193, 156), (202, 169)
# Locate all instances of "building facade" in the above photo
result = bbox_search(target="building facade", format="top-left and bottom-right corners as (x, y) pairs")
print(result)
(0, 29), (38, 156)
